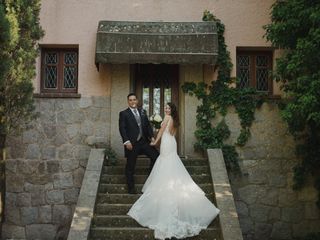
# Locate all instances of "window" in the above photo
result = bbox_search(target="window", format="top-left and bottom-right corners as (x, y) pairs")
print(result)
(237, 50), (273, 94)
(41, 47), (78, 94)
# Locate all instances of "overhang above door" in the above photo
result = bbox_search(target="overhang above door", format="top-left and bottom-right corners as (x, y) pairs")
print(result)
(95, 21), (218, 66)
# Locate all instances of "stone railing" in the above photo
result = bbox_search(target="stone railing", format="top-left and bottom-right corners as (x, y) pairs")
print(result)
(67, 149), (105, 240)
(207, 149), (243, 240)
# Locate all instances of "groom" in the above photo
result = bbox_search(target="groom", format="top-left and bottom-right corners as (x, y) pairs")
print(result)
(119, 93), (159, 194)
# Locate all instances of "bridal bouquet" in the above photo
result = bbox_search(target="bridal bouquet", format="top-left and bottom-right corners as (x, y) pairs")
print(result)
(149, 113), (162, 129)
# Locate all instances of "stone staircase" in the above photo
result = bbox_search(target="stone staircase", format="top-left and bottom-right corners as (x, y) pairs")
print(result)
(89, 157), (222, 240)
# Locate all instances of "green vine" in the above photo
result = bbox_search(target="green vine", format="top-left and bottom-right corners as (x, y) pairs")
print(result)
(182, 10), (262, 171)
(104, 145), (118, 166)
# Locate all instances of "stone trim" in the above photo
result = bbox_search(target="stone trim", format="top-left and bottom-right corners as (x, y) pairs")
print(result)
(207, 149), (243, 240)
(34, 93), (81, 98)
(67, 149), (105, 240)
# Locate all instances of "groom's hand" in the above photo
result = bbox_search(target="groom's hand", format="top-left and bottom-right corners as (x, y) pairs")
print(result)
(125, 143), (133, 150)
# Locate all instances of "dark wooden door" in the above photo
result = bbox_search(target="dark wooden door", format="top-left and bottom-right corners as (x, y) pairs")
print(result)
(134, 64), (179, 117)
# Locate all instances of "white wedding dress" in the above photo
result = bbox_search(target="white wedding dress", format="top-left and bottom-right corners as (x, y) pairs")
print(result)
(127, 119), (220, 240)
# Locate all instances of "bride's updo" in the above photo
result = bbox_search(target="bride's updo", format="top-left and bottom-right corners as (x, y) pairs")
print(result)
(167, 102), (179, 130)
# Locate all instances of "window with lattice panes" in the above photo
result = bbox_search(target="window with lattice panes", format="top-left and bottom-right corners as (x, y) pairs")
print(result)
(41, 48), (78, 94)
(236, 51), (273, 94)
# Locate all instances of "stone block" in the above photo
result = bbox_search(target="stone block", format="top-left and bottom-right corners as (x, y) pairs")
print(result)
(298, 186), (318, 201)
(43, 123), (57, 139)
(16, 192), (32, 207)
(1, 224), (26, 239)
(271, 222), (292, 240)
(267, 173), (287, 188)
(66, 124), (80, 139)
(61, 159), (79, 172)
(73, 167), (85, 188)
(92, 96), (108, 108)
(17, 160), (39, 175)
(42, 146), (56, 160)
(254, 223), (272, 240)
(54, 128), (69, 145)
(5, 159), (17, 173)
(238, 185), (259, 205)
(47, 160), (60, 174)
(86, 107), (101, 121)
(53, 172), (73, 189)
(26, 224), (57, 240)
(79, 97), (93, 108)
(25, 144), (41, 159)
(73, 145), (91, 160)
(235, 200), (249, 217)
(5, 192), (17, 207)
(20, 207), (38, 225)
(268, 207), (281, 221)
(94, 122), (108, 138)
(6, 173), (24, 192)
(57, 144), (74, 159)
(31, 191), (46, 206)
(80, 120), (94, 135)
(250, 204), (271, 222)
(46, 190), (64, 204)
(24, 182), (44, 192)
(99, 109), (109, 121)
(5, 205), (21, 224)
(258, 188), (279, 206)
(64, 188), (80, 204)
(39, 205), (52, 223)
(52, 205), (72, 224)
(281, 206), (304, 223)
(23, 129), (39, 144)
(238, 217), (253, 235)
(305, 203), (320, 220)
(279, 189), (299, 207)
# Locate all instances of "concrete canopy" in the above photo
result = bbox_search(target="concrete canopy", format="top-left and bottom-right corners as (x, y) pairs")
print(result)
(95, 21), (218, 65)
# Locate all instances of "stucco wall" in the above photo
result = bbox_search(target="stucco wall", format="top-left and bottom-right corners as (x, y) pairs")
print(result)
(36, 0), (277, 96)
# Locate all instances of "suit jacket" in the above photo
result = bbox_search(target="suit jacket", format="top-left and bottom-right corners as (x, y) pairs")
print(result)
(119, 108), (154, 145)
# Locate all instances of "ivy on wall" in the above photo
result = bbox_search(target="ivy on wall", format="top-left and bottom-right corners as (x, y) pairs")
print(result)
(182, 10), (263, 171)
(264, 0), (320, 208)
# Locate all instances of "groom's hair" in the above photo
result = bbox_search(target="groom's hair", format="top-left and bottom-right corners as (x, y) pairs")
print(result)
(127, 93), (137, 99)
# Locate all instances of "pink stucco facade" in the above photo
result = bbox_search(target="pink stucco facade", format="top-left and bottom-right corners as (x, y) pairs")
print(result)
(36, 0), (280, 96)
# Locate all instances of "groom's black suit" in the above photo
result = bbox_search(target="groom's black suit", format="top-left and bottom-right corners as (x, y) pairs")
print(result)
(119, 108), (159, 193)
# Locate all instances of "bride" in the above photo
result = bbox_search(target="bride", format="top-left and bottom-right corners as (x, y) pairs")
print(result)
(127, 102), (220, 240)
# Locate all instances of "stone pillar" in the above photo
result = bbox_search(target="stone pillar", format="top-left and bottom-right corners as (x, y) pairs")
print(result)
(180, 64), (203, 158)
(110, 64), (130, 157)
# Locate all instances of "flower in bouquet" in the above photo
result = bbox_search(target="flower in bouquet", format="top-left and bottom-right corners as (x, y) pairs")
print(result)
(150, 113), (162, 129)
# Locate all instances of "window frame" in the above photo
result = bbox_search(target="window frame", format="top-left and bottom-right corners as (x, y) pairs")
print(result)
(236, 49), (273, 95)
(40, 47), (79, 94)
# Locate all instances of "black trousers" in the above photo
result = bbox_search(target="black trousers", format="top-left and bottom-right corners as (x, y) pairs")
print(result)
(125, 138), (159, 191)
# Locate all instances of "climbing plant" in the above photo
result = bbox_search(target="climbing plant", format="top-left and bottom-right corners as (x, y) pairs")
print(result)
(182, 10), (262, 171)
(264, 0), (320, 207)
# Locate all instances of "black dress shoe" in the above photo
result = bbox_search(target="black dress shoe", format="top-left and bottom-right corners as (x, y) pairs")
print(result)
(128, 188), (137, 194)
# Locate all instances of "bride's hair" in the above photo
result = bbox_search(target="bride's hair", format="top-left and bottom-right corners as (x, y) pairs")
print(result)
(167, 102), (179, 130)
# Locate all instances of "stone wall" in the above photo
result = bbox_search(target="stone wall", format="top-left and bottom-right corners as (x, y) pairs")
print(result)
(2, 96), (110, 239)
(223, 103), (320, 240)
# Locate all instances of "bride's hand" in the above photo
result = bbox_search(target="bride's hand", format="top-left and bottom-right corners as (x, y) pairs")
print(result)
(150, 141), (156, 146)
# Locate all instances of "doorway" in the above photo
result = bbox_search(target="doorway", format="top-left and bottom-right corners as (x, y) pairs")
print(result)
(134, 64), (179, 117)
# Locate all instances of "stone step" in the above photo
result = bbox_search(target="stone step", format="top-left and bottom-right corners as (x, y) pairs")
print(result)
(97, 193), (214, 204)
(90, 227), (221, 240)
(95, 203), (132, 215)
(107, 157), (209, 166)
(103, 165), (210, 175)
(92, 215), (219, 228)
(100, 174), (212, 184)
(98, 183), (214, 194)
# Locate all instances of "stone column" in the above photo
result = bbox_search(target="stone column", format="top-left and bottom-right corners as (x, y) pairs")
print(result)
(110, 64), (130, 157)
(180, 64), (203, 158)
